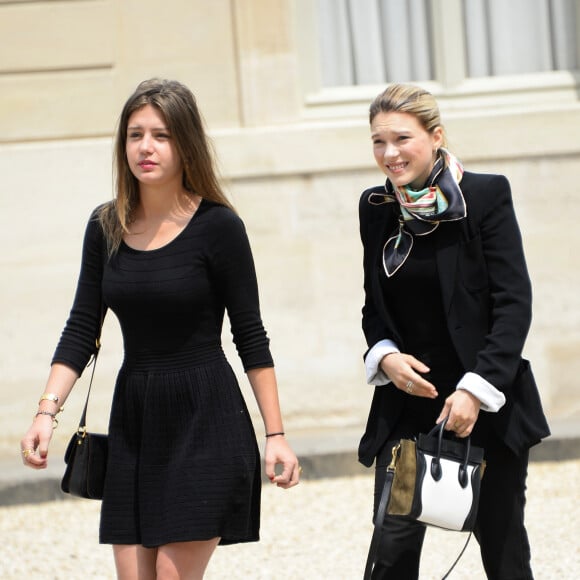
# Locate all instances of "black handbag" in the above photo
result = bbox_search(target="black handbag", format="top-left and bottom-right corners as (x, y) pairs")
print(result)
(61, 327), (108, 500)
(61, 429), (108, 499)
(364, 419), (485, 579)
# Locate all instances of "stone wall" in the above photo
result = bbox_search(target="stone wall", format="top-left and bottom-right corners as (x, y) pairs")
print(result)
(1, 0), (579, 453)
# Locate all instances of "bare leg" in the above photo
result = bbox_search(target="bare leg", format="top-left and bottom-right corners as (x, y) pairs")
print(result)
(113, 544), (157, 580)
(156, 539), (220, 580)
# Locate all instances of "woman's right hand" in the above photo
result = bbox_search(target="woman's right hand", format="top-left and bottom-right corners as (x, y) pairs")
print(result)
(20, 415), (55, 469)
(379, 352), (438, 398)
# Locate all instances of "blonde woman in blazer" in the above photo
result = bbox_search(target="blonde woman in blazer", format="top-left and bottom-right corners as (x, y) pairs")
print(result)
(359, 84), (549, 579)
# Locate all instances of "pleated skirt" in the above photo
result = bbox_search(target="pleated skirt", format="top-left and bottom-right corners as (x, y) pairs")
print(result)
(99, 346), (261, 548)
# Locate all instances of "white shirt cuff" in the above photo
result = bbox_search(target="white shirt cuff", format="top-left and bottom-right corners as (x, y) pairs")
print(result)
(456, 372), (506, 412)
(365, 339), (400, 385)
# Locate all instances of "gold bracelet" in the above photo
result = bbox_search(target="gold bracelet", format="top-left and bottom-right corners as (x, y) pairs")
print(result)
(39, 393), (60, 405)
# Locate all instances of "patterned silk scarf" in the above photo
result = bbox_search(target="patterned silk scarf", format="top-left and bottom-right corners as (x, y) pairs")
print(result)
(368, 149), (466, 277)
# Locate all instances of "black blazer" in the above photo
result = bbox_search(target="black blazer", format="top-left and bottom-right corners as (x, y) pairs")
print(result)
(358, 171), (550, 466)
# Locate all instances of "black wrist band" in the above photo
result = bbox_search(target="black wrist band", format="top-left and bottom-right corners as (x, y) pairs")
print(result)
(265, 431), (285, 438)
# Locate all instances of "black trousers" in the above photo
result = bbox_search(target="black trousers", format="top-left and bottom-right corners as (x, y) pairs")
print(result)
(372, 440), (533, 580)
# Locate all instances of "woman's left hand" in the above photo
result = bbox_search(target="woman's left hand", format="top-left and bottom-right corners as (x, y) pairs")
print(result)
(264, 436), (301, 489)
(436, 390), (481, 438)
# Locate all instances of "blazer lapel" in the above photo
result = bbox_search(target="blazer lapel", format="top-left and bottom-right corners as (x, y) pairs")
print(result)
(435, 222), (460, 316)
(368, 208), (400, 335)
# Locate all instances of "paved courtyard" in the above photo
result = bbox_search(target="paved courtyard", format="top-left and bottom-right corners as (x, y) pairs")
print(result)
(1, 459), (578, 579)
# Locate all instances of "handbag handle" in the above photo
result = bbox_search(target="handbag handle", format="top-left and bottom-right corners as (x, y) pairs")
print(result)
(76, 302), (106, 436)
(427, 417), (471, 488)
(76, 232), (107, 437)
(363, 444), (398, 580)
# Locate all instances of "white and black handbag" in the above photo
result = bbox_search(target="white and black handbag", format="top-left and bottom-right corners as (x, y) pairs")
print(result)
(364, 418), (486, 579)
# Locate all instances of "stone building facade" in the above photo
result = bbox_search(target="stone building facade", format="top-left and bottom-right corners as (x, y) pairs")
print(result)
(1, 1), (578, 453)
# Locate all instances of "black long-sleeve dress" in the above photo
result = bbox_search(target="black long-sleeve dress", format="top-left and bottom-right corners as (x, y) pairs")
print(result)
(53, 199), (273, 547)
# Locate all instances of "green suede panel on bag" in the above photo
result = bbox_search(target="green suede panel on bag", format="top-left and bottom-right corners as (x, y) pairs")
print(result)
(387, 439), (417, 516)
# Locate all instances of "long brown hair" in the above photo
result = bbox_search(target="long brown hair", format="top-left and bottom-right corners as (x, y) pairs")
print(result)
(99, 78), (234, 255)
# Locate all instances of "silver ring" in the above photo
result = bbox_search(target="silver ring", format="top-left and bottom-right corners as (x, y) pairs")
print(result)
(405, 381), (414, 393)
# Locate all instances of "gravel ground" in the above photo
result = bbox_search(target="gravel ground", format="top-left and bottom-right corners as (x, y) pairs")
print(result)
(1, 460), (578, 579)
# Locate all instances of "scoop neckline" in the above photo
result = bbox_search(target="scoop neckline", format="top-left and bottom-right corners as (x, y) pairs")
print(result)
(121, 198), (205, 254)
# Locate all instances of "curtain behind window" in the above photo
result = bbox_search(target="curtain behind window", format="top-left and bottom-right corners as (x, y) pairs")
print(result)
(317, 0), (433, 87)
(317, 0), (578, 87)
(464, 0), (579, 77)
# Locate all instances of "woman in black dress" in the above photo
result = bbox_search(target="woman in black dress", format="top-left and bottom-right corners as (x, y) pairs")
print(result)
(359, 84), (549, 578)
(21, 78), (300, 578)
